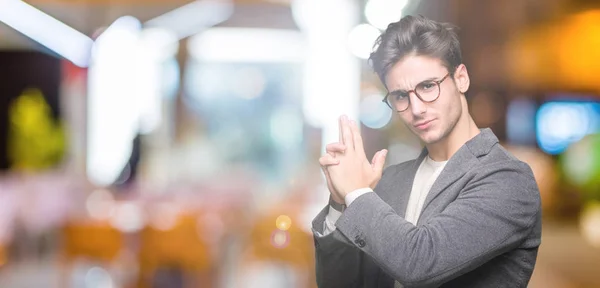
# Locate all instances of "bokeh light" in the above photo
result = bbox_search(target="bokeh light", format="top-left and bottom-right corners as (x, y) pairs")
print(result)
(580, 202), (600, 248)
(84, 267), (114, 288)
(86, 189), (116, 220)
(359, 94), (392, 129)
(562, 133), (600, 193)
(270, 230), (290, 249)
(275, 215), (292, 231)
(365, 0), (408, 30)
(536, 101), (600, 154)
(109, 202), (145, 233)
(148, 202), (179, 231)
(347, 24), (381, 59)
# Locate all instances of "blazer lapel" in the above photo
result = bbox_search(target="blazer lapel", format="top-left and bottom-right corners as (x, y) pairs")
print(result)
(417, 128), (499, 224)
(418, 147), (478, 223)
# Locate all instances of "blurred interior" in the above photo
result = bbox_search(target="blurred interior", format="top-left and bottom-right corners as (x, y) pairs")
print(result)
(0, 0), (600, 287)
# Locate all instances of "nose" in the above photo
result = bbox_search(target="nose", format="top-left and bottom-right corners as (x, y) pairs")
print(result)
(408, 92), (426, 116)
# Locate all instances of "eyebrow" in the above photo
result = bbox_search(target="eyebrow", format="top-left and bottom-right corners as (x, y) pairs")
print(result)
(388, 76), (440, 94)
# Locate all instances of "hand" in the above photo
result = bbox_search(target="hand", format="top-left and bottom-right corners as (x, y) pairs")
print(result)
(319, 142), (347, 204)
(318, 114), (356, 203)
(322, 115), (388, 200)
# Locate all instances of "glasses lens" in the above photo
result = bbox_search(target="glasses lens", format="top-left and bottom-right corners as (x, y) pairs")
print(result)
(387, 93), (409, 111)
(415, 82), (440, 102)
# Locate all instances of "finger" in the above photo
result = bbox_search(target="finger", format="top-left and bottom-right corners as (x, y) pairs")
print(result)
(349, 120), (364, 154)
(320, 164), (329, 181)
(341, 115), (354, 151)
(320, 164), (331, 180)
(321, 165), (334, 187)
(326, 143), (346, 154)
(319, 155), (340, 166)
(372, 149), (388, 174)
(371, 151), (380, 168)
(327, 150), (337, 161)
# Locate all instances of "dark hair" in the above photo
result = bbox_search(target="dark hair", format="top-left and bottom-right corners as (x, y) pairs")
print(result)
(369, 15), (462, 86)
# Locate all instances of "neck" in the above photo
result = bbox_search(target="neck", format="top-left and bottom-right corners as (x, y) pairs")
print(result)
(426, 101), (480, 161)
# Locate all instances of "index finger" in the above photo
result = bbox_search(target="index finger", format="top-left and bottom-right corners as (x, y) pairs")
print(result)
(341, 116), (355, 151)
(350, 120), (364, 153)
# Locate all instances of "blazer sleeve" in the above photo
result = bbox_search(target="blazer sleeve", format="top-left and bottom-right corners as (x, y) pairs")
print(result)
(333, 160), (541, 287)
(311, 203), (363, 288)
(311, 164), (401, 287)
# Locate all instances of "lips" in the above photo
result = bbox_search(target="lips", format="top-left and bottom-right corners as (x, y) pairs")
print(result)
(413, 119), (434, 130)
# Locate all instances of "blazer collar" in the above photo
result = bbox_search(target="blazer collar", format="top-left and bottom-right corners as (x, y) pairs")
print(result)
(414, 128), (498, 164)
(464, 128), (499, 157)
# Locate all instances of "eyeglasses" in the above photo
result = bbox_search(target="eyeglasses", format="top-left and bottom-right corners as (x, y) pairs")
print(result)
(382, 73), (451, 112)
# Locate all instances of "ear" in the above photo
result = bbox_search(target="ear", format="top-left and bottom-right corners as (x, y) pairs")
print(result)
(453, 64), (470, 94)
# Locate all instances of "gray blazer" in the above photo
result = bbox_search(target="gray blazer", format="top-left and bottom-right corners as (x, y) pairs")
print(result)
(312, 128), (542, 288)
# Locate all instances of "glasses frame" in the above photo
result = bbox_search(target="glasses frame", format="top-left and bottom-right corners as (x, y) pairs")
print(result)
(382, 72), (451, 112)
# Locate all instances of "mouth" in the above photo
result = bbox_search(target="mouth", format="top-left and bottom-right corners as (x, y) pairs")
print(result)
(413, 119), (435, 130)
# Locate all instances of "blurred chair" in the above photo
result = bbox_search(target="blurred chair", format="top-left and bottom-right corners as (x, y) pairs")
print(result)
(137, 213), (215, 288)
(60, 220), (124, 287)
(62, 221), (123, 262)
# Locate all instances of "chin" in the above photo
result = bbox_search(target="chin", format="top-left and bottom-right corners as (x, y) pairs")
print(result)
(417, 129), (443, 144)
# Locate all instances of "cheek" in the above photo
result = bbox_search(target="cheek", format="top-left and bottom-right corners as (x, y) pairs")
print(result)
(440, 95), (462, 126)
(440, 91), (460, 112)
(399, 112), (413, 125)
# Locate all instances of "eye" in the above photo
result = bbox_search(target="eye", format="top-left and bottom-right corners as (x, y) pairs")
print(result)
(393, 92), (408, 101)
(419, 82), (436, 90)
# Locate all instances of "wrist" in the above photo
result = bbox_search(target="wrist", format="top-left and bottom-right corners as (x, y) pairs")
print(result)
(344, 187), (374, 206)
(329, 196), (346, 212)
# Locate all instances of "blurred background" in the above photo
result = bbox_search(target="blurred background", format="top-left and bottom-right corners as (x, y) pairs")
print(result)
(0, 0), (599, 287)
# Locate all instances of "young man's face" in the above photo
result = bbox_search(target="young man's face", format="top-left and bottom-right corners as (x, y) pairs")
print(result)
(384, 55), (467, 144)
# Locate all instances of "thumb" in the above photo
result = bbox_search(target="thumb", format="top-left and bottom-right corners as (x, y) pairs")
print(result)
(371, 149), (388, 173)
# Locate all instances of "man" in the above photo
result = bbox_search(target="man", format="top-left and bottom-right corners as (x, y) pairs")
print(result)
(314, 15), (542, 287)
